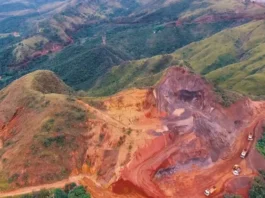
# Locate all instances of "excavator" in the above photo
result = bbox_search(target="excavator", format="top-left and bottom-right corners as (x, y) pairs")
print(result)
(232, 164), (241, 175)
(204, 186), (216, 196)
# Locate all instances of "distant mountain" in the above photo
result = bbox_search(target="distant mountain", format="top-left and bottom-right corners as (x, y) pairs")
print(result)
(1, 0), (265, 95)
(88, 20), (265, 98)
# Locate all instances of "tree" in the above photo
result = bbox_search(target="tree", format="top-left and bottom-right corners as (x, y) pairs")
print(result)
(249, 177), (265, 198)
(32, 189), (50, 198)
(54, 188), (67, 198)
(68, 186), (91, 198)
(64, 182), (77, 194)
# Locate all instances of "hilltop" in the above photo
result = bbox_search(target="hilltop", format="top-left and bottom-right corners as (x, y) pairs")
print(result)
(0, 70), (157, 195)
(0, 70), (88, 189)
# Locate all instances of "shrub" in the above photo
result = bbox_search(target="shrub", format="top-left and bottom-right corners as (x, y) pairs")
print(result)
(64, 182), (77, 194)
(8, 173), (19, 183)
(21, 194), (33, 198)
(249, 177), (265, 198)
(41, 118), (55, 132)
(256, 131), (265, 157)
(54, 188), (67, 198)
(30, 188), (51, 198)
(68, 186), (91, 198)
(42, 135), (65, 148)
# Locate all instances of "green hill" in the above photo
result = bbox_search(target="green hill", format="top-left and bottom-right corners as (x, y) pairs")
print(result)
(1, 0), (265, 98)
(86, 20), (265, 98)
(173, 20), (265, 97)
(2, 45), (131, 90)
(47, 45), (131, 90)
(0, 70), (91, 189)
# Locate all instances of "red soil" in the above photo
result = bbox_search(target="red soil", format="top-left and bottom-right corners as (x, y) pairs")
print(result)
(111, 67), (265, 198)
(2, 67), (265, 198)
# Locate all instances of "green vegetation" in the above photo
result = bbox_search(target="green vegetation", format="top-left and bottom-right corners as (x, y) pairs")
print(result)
(249, 175), (265, 198)
(1, 0), (265, 102)
(64, 183), (77, 194)
(33, 45), (130, 90)
(41, 118), (55, 132)
(224, 194), (242, 198)
(256, 128), (265, 157)
(82, 20), (265, 99)
(213, 85), (244, 107)
(123, 128), (132, 136)
(68, 186), (91, 198)
(0, 173), (10, 191)
(19, 185), (90, 198)
(0, 0), (245, 91)
(87, 55), (183, 96)
(54, 188), (68, 198)
(201, 53), (237, 75)
(42, 135), (65, 148)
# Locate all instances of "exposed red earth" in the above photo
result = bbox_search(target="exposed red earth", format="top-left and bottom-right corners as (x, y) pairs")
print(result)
(111, 67), (265, 198)
(1, 67), (265, 197)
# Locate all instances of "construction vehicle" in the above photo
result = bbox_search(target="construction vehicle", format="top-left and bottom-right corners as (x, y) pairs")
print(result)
(232, 164), (241, 175)
(240, 149), (248, 159)
(204, 186), (216, 196)
(248, 133), (254, 141)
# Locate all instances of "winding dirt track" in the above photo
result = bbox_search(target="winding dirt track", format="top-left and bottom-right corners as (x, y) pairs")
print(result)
(77, 100), (126, 129)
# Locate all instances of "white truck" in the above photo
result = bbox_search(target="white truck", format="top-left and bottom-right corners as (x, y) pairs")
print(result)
(240, 149), (248, 159)
(204, 186), (216, 196)
(248, 133), (254, 141)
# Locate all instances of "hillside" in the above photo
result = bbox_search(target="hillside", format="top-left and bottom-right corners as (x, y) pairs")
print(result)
(2, 1), (265, 197)
(0, 70), (89, 189)
(2, 0), (265, 91)
(87, 19), (265, 98)
(174, 20), (265, 97)
(0, 70), (158, 195)
(1, 67), (265, 198)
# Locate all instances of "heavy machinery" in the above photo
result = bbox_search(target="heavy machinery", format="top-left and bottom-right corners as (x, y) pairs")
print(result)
(232, 164), (241, 175)
(204, 186), (216, 196)
(248, 133), (254, 141)
(240, 149), (248, 159)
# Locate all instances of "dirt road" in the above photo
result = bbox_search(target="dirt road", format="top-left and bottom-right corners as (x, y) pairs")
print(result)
(77, 100), (126, 129)
(0, 175), (85, 197)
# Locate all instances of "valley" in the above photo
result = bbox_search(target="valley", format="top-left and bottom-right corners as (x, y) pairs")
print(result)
(1, 0), (265, 197)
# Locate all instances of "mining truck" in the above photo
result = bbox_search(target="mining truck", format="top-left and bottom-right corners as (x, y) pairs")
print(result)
(240, 149), (248, 159)
(232, 164), (241, 175)
(248, 133), (254, 141)
(204, 186), (216, 196)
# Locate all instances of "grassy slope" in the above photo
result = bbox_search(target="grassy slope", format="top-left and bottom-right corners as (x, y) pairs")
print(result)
(87, 20), (265, 98)
(38, 45), (130, 90)
(1, 0), (265, 96)
(88, 55), (189, 96)
(174, 20), (265, 96)
(0, 70), (93, 189)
